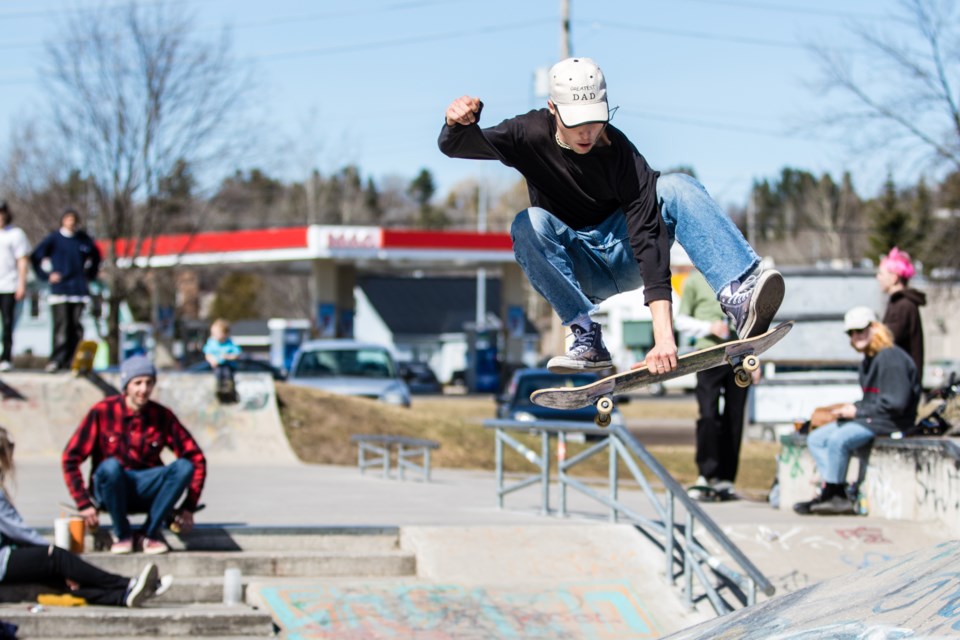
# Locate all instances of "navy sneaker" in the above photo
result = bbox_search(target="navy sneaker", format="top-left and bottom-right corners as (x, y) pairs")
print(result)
(547, 322), (612, 374)
(719, 267), (785, 339)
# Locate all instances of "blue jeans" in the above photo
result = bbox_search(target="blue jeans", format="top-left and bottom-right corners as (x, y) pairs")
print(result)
(806, 421), (876, 484)
(510, 173), (760, 324)
(93, 457), (194, 540)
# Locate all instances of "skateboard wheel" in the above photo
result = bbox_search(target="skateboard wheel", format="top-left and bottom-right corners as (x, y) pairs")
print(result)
(734, 367), (752, 388)
(595, 413), (612, 428)
(596, 396), (614, 413)
(742, 355), (760, 372)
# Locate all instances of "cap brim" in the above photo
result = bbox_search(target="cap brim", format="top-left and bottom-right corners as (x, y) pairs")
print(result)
(555, 102), (609, 127)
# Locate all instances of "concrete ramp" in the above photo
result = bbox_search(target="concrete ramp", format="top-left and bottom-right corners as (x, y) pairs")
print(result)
(0, 371), (297, 464)
(665, 539), (960, 639)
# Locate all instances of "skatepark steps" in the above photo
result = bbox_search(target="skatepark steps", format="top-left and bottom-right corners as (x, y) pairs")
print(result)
(0, 371), (297, 464)
(0, 526), (416, 638)
(777, 434), (960, 534)
(0, 605), (274, 638)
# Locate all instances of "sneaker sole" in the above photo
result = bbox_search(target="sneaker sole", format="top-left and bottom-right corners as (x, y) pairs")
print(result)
(741, 270), (785, 338)
(546, 356), (613, 375)
(126, 563), (159, 607)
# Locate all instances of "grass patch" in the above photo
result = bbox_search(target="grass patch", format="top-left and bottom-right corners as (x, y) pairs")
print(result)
(275, 383), (777, 498)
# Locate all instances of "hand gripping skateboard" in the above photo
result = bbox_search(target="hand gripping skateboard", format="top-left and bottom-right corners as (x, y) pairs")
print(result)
(531, 321), (794, 427)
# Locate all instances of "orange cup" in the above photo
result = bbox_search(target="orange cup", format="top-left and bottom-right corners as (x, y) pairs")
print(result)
(68, 517), (85, 554)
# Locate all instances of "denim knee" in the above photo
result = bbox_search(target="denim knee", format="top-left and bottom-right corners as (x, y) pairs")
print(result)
(93, 458), (124, 486)
(657, 172), (703, 201)
(511, 208), (560, 248)
(167, 458), (194, 483)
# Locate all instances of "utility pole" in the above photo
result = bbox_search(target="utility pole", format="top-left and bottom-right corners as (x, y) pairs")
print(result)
(560, 0), (572, 58)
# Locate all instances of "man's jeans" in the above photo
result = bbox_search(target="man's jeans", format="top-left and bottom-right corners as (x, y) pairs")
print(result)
(510, 173), (760, 324)
(806, 420), (876, 484)
(93, 458), (194, 540)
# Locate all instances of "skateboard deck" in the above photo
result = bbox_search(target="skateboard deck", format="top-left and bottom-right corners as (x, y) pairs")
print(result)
(70, 340), (99, 375)
(531, 321), (793, 425)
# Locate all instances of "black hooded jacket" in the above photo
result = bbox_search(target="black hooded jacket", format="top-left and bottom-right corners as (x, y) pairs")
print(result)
(883, 288), (926, 374)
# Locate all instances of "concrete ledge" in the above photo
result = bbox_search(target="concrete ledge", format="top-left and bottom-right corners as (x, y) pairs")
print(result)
(777, 434), (960, 535)
(0, 603), (273, 638)
(33, 524), (403, 553)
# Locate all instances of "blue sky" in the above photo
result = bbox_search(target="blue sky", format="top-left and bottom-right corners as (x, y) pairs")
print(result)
(0, 0), (928, 209)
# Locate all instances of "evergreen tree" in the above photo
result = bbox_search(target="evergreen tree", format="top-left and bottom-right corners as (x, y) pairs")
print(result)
(868, 174), (911, 260)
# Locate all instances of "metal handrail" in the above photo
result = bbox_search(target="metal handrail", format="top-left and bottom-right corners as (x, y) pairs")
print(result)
(483, 418), (775, 615)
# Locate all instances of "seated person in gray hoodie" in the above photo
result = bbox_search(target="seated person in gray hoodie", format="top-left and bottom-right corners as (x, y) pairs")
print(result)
(793, 307), (921, 516)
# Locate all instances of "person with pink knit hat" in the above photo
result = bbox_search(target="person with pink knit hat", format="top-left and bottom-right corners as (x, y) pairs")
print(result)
(876, 247), (925, 373)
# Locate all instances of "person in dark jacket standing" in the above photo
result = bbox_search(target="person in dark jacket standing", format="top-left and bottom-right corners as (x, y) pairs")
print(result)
(439, 57), (784, 376)
(62, 355), (207, 555)
(876, 247), (925, 374)
(793, 306), (920, 516)
(29, 209), (101, 372)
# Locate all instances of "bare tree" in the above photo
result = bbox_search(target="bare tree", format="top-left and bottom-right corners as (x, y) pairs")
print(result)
(807, 0), (960, 174)
(42, 1), (256, 362)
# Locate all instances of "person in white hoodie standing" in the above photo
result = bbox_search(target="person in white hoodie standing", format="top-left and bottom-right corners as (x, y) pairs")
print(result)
(0, 202), (30, 372)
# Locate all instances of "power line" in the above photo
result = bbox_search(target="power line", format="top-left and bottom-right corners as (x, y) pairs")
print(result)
(665, 0), (888, 21)
(249, 19), (552, 62)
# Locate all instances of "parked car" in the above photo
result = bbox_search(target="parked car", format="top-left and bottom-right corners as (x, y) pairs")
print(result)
(288, 340), (411, 407)
(496, 368), (624, 428)
(398, 361), (443, 394)
(186, 356), (286, 381)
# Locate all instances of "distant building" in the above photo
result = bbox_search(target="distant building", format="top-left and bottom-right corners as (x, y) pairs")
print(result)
(354, 275), (538, 384)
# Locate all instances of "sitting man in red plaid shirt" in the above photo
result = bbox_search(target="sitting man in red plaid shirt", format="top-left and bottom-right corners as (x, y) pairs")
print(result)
(62, 355), (207, 555)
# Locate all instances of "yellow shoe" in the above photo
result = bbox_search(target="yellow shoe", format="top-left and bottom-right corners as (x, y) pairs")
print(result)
(37, 593), (87, 607)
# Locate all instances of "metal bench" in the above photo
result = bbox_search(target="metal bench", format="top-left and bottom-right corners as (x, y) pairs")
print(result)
(350, 434), (440, 482)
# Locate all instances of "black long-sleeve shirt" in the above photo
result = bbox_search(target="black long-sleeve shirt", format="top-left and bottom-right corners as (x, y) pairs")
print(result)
(438, 107), (671, 304)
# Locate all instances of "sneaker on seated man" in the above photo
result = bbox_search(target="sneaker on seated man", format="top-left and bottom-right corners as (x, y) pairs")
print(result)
(62, 355), (207, 554)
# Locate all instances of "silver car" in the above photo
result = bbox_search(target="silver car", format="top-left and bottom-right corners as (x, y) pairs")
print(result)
(288, 340), (411, 407)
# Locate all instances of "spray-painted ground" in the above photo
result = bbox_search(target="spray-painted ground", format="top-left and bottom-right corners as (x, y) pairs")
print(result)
(0, 371), (297, 464)
(249, 524), (713, 639)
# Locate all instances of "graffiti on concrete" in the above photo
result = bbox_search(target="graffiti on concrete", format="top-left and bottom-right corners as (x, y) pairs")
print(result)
(834, 527), (890, 545)
(259, 581), (665, 639)
(665, 541), (960, 640)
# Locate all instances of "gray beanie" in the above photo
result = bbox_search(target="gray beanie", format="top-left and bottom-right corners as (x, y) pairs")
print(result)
(120, 355), (156, 391)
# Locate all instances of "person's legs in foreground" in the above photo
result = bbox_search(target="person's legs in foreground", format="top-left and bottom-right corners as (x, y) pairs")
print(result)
(689, 365), (746, 501)
(716, 368), (750, 490)
(0, 293), (14, 369)
(130, 458), (194, 554)
(94, 457), (193, 554)
(47, 302), (70, 371)
(511, 207), (639, 373)
(794, 421), (875, 515)
(63, 302), (85, 367)
(4, 545), (159, 607)
(657, 174), (784, 338)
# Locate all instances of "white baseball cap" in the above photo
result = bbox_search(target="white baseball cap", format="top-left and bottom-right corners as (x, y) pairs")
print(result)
(549, 57), (609, 127)
(844, 306), (878, 332)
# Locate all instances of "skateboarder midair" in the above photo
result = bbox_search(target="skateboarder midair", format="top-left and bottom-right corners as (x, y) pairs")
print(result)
(439, 57), (784, 374)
